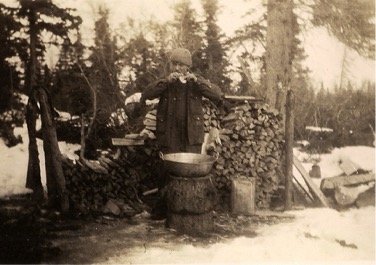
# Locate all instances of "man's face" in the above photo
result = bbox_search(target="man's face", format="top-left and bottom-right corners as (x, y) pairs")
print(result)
(171, 61), (189, 75)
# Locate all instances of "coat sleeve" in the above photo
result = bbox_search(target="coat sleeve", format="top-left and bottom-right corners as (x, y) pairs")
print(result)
(196, 76), (223, 106)
(140, 79), (168, 104)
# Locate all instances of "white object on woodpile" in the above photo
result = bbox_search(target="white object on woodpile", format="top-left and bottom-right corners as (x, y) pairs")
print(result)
(103, 199), (122, 216)
(305, 126), (333, 132)
(124, 92), (159, 106)
(139, 129), (156, 140)
(111, 138), (145, 146)
(201, 127), (221, 154)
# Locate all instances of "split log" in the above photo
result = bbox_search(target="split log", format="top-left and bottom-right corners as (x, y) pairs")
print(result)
(321, 173), (375, 192)
(333, 181), (374, 206)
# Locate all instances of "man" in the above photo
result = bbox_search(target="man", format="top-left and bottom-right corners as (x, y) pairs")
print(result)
(140, 48), (224, 154)
(139, 48), (224, 219)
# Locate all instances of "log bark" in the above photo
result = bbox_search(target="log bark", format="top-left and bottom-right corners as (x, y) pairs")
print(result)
(321, 173), (375, 192)
(25, 92), (43, 200)
(38, 88), (69, 212)
(166, 175), (216, 234)
(167, 211), (214, 235)
(166, 176), (216, 214)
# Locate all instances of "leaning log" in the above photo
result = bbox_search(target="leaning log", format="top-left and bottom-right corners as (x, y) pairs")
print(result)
(38, 87), (69, 212)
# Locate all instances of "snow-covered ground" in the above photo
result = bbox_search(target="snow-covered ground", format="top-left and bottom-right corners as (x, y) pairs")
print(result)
(0, 122), (80, 197)
(107, 207), (375, 265)
(1, 124), (375, 264)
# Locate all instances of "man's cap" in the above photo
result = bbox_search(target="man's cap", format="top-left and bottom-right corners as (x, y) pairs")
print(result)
(170, 48), (192, 67)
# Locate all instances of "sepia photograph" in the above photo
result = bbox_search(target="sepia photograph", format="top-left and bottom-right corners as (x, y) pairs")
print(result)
(0, 0), (374, 264)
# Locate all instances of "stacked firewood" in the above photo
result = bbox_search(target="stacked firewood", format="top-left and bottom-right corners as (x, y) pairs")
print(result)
(62, 146), (160, 215)
(136, 99), (221, 140)
(206, 102), (284, 209)
(139, 109), (157, 139)
(62, 100), (284, 213)
(203, 99), (222, 132)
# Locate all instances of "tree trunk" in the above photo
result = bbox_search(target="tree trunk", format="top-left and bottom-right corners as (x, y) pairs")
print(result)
(25, 9), (45, 202)
(25, 8), (38, 95)
(265, 0), (294, 112)
(25, 93), (43, 200)
(38, 88), (69, 212)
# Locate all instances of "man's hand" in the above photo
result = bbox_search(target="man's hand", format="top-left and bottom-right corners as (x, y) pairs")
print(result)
(167, 72), (181, 82)
(185, 73), (197, 82)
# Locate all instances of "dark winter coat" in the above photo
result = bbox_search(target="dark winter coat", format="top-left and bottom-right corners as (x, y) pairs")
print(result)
(141, 75), (223, 152)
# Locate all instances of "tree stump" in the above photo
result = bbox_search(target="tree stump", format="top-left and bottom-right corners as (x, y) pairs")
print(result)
(166, 174), (216, 236)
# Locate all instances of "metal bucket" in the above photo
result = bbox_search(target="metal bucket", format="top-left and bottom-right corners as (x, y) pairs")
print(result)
(160, 152), (217, 178)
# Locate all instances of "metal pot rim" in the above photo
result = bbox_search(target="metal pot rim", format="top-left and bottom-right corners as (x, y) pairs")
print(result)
(161, 152), (216, 164)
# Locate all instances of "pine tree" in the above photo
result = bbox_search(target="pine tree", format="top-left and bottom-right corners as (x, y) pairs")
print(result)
(0, 4), (24, 148)
(0, 4), (23, 112)
(16, 0), (81, 94)
(201, 0), (231, 92)
(53, 32), (89, 116)
(171, 0), (205, 73)
(88, 5), (123, 122)
(312, 0), (375, 59)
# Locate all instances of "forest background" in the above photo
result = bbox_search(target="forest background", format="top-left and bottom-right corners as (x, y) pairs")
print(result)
(0, 0), (375, 157)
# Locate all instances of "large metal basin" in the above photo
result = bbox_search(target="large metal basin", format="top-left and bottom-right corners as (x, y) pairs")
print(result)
(161, 152), (216, 178)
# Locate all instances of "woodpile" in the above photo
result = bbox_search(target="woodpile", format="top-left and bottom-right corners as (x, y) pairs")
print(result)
(61, 145), (160, 216)
(206, 101), (285, 209)
(139, 109), (157, 139)
(62, 99), (285, 214)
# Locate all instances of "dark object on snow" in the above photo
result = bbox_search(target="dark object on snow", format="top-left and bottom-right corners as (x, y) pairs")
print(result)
(309, 164), (321, 179)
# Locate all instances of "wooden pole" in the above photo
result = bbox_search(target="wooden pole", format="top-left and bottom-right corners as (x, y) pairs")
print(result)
(285, 89), (294, 210)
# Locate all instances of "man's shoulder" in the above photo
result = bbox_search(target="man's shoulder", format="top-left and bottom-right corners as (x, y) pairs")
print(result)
(194, 74), (221, 94)
(195, 74), (212, 87)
